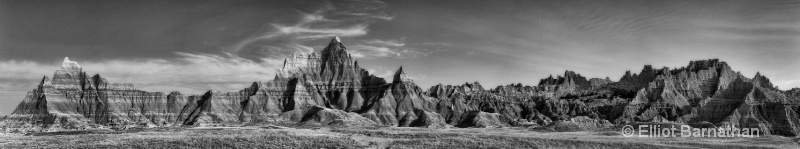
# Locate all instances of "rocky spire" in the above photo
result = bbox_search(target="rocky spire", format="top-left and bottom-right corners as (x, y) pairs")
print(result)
(621, 70), (632, 80)
(322, 36), (347, 58)
(393, 66), (412, 84)
(753, 72), (775, 89)
(38, 75), (52, 90)
(538, 70), (589, 87)
(319, 36), (354, 75)
(333, 36), (341, 42)
(319, 37), (360, 78)
(61, 57), (81, 70)
(642, 65), (654, 72)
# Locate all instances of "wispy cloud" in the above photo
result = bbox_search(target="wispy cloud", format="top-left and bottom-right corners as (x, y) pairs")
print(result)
(364, 39), (405, 47)
(349, 39), (450, 58)
(228, 0), (392, 59)
(0, 0), (399, 98)
(342, 12), (394, 21)
(272, 23), (368, 40)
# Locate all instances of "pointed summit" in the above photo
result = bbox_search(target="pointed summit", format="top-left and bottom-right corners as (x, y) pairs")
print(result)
(333, 36), (341, 43)
(320, 36), (349, 63)
(325, 36), (346, 51)
(39, 75), (51, 88)
(753, 72), (775, 89)
(61, 57), (81, 70)
(393, 66), (412, 84)
(319, 36), (356, 76)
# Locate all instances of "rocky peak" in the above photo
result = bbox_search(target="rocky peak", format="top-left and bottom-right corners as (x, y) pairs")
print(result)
(51, 57), (86, 90)
(39, 75), (50, 83)
(37, 75), (53, 89)
(642, 65), (653, 72)
(321, 36), (349, 62)
(538, 70), (590, 87)
(393, 66), (413, 84)
(538, 75), (559, 86)
(621, 71), (633, 80)
(563, 70), (580, 84)
(318, 36), (359, 78)
(613, 64), (664, 91)
(541, 75), (556, 84)
(61, 57), (81, 70)
(752, 72), (776, 89)
(465, 81), (483, 89)
(333, 36), (341, 42)
(632, 65), (660, 77)
(462, 81), (485, 93)
(687, 59), (729, 72)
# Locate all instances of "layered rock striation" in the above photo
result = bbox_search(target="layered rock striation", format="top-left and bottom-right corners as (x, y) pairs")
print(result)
(3, 38), (800, 136)
(2, 58), (186, 131)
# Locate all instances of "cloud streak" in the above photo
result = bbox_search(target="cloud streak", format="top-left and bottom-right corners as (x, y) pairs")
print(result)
(228, 0), (393, 60)
(272, 23), (369, 39)
(349, 39), (449, 58)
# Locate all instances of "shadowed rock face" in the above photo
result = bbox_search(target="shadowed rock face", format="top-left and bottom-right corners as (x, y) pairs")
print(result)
(3, 38), (800, 136)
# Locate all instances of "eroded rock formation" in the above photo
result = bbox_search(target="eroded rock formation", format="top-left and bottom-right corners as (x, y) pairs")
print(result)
(2, 37), (799, 136)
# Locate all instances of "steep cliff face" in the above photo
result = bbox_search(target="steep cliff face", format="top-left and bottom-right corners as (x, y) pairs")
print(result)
(3, 38), (800, 136)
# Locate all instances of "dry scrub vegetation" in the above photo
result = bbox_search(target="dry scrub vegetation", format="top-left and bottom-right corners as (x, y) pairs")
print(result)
(0, 126), (798, 148)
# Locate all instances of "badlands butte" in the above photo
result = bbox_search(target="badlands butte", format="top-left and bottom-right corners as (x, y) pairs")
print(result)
(3, 37), (800, 136)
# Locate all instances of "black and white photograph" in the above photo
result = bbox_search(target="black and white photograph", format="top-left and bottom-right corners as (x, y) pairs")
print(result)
(1, 0), (800, 148)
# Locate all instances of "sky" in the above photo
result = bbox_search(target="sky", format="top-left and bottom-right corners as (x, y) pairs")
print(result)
(1, 0), (799, 115)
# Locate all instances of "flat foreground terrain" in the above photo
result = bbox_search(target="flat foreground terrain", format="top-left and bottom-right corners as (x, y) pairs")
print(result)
(0, 126), (798, 149)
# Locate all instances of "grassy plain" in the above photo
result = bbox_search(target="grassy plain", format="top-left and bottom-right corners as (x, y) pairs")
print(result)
(0, 126), (797, 149)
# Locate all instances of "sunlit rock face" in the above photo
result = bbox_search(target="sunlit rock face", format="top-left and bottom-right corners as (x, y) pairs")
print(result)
(2, 37), (800, 136)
